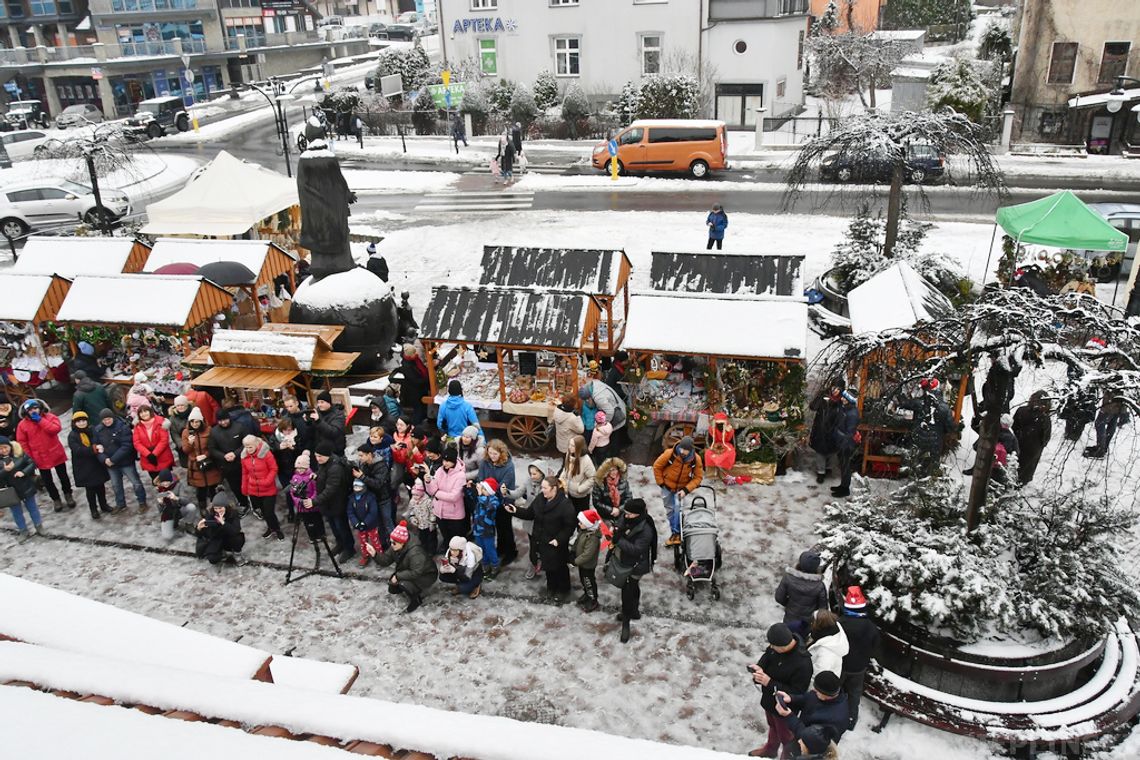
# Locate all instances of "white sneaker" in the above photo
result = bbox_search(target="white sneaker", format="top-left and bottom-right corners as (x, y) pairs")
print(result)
(16, 530), (30, 544)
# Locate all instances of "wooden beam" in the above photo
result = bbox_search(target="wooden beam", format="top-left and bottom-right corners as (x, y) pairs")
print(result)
(496, 348), (506, 404)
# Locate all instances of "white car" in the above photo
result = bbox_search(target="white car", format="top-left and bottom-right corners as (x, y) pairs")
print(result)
(0, 129), (49, 161)
(3, 179), (131, 233)
(0, 201), (32, 239)
(56, 103), (104, 129)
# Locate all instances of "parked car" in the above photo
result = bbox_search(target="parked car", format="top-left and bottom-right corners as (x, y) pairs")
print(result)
(591, 119), (730, 179)
(345, 25), (368, 39)
(1, 100), (50, 130)
(1, 129), (49, 160)
(55, 103), (104, 129)
(1087, 202), (1140, 281)
(125, 96), (190, 139)
(0, 201), (31, 239)
(3, 179), (131, 231)
(368, 22), (389, 39)
(385, 23), (419, 41)
(396, 11), (419, 23)
(820, 143), (945, 184)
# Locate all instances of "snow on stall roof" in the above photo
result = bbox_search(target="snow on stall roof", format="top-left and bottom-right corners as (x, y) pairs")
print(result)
(0, 274), (56, 322)
(11, 237), (139, 278)
(0, 574), (270, 680)
(143, 238), (287, 278)
(209, 329), (318, 371)
(0, 640), (748, 760)
(847, 261), (954, 335)
(293, 266), (391, 311)
(55, 275), (223, 328)
(269, 655), (358, 695)
(3, 686), (347, 760)
(623, 293), (807, 359)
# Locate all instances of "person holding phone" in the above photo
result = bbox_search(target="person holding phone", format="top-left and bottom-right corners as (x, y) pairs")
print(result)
(194, 492), (246, 566)
(505, 476), (575, 602)
(746, 623), (813, 758)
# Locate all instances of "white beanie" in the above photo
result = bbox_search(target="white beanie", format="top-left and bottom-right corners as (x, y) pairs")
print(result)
(448, 536), (467, 552)
(187, 406), (205, 423)
(1000, 413), (1013, 428)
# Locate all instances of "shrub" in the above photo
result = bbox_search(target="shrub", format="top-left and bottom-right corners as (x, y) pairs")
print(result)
(412, 90), (437, 135)
(533, 70), (559, 111)
(561, 84), (591, 138)
(635, 74), (700, 120)
(509, 86), (539, 129)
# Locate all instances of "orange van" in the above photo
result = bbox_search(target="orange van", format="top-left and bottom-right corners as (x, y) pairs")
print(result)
(592, 119), (729, 179)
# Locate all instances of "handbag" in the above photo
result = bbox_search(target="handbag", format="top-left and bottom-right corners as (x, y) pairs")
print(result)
(603, 547), (636, 588)
(0, 486), (19, 509)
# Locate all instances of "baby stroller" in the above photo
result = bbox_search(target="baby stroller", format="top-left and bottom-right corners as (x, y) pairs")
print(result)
(673, 486), (722, 600)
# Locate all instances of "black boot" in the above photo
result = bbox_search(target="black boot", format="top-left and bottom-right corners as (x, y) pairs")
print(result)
(403, 587), (422, 613)
(620, 619), (631, 643)
(815, 472), (825, 484)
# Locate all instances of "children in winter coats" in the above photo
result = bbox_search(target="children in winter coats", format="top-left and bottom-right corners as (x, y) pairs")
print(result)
(589, 411), (613, 462)
(438, 535), (484, 599)
(471, 478), (501, 578)
(347, 478), (383, 566)
(288, 451), (322, 541)
(0, 435), (44, 542)
(405, 476), (437, 555)
(775, 549), (830, 636)
(572, 508), (602, 612)
(154, 468), (198, 543)
(125, 371), (156, 422)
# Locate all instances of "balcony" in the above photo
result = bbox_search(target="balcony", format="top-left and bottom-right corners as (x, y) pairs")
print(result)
(224, 30), (321, 50)
(709, 0), (809, 21)
(0, 44), (97, 65)
(118, 38), (207, 56)
(109, 0), (200, 10)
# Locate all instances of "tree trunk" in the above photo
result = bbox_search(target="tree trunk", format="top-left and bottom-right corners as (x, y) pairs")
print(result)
(966, 362), (1012, 532)
(868, 74), (876, 109)
(883, 161), (904, 258)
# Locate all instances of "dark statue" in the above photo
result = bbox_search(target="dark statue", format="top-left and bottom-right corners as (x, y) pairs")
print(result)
(291, 116), (399, 370)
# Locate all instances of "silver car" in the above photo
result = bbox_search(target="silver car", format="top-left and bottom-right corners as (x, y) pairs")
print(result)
(1088, 202), (1140, 280)
(56, 103), (104, 129)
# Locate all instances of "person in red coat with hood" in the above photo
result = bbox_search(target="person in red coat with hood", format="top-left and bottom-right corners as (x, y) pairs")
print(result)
(133, 405), (175, 476)
(16, 398), (74, 511)
(184, 387), (220, 427)
(241, 434), (283, 540)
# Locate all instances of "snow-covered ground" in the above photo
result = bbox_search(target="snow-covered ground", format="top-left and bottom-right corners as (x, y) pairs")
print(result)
(345, 168), (461, 194)
(0, 153), (201, 211)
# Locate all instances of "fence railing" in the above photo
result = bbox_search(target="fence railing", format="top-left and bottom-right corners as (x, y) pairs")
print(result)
(761, 114), (838, 144)
(305, 105), (620, 140)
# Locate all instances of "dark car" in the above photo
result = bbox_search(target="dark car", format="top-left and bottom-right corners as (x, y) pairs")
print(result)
(820, 143), (945, 185)
(125, 95), (190, 139)
(384, 23), (419, 41)
(1, 100), (51, 131)
(368, 22), (389, 39)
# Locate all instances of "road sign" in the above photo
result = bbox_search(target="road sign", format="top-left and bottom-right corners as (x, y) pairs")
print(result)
(184, 68), (195, 84)
(444, 89), (451, 108)
(181, 53), (190, 68)
(91, 67), (103, 81)
(427, 82), (465, 109)
(379, 73), (402, 97)
(441, 69), (450, 87)
(3, 82), (20, 96)
(607, 139), (618, 157)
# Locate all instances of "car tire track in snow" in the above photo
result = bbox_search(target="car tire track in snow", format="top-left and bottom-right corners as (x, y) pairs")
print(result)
(413, 190), (535, 213)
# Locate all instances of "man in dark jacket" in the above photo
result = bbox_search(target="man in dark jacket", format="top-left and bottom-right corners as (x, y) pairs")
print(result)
(95, 408), (148, 512)
(353, 440), (393, 539)
(506, 475), (577, 601)
(838, 585), (881, 730)
(1086, 389), (1127, 459)
(831, 390), (860, 498)
(748, 622), (814, 758)
(898, 379), (955, 477)
(613, 497), (656, 644)
(311, 441), (353, 562)
(70, 341), (105, 379)
(207, 410), (250, 511)
(775, 671), (850, 748)
(365, 241), (389, 282)
(376, 520), (436, 612)
(71, 371), (112, 422)
(809, 384), (843, 485)
(309, 389), (347, 456)
(398, 345), (431, 424)
(1013, 390), (1051, 485)
(775, 549), (829, 634)
(281, 395), (312, 453)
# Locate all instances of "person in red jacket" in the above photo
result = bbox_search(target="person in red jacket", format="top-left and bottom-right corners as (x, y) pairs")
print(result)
(16, 399), (74, 511)
(184, 386), (220, 428)
(133, 405), (175, 477)
(241, 434), (283, 540)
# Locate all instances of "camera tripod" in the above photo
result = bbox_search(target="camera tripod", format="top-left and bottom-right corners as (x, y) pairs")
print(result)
(285, 512), (343, 585)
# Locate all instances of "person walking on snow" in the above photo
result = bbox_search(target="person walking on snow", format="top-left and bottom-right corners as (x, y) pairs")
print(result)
(809, 383), (844, 485)
(347, 478), (383, 567)
(706, 204), (728, 250)
(1013, 390), (1052, 485)
(16, 399), (75, 511)
(653, 435), (703, 547)
(775, 549), (829, 636)
(451, 113), (468, 153)
(573, 508), (603, 612)
(746, 622), (814, 758)
(0, 435), (45, 542)
(831, 390), (861, 498)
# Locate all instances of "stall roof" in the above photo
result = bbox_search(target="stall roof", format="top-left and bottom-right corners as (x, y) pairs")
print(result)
(190, 366), (301, 391)
(143, 238), (297, 289)
(995, 190), (1129, 253)
(0, 274), (70, 323)
(420, 286), (588, 349)
(11, 237), (150, 278)
(209, 329), (317, 371)
(847, 262), (954, 335)
(479, 246), (629, 295)
(55, 275), (234, 330)
(624, 293), (808, 359)
(140, 150), (299, 237)
(650, 252), (805, 297)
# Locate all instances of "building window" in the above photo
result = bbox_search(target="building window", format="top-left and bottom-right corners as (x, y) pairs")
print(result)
(1047, 41), (1078, 85)
(797, 30), (804, 70)
(555, 36), (580, 77)
(29, 0), (57, 16)
(779, 0), (808, 14)
(733, 39), (746, 54)
(479, 38), (497, 75)
(1099, 42), (1131, 85)
(1039, 109), (1065, 136)
(470, 0), (497, 10)
(641, 34), (661, 75)
(5, 0), (24, 18)
(776, 78), (786, 98)
(549, 0), (578, 5)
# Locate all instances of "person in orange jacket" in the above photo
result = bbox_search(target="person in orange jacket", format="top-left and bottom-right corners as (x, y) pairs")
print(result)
(652, 435), (703, 546)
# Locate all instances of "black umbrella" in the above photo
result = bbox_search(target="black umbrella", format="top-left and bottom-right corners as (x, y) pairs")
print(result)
(198, 261), (258, 287)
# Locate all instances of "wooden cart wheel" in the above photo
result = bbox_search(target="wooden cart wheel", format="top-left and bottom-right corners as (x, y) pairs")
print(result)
(507, 415), (550, 452)
(662, 423), (704, 451)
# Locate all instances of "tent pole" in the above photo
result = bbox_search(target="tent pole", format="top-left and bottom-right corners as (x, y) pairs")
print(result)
(981, 223), (999, 286)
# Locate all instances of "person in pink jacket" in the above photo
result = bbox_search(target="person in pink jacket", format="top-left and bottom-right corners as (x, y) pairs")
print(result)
(240, 434), (283, 540)
(16, 399), (74, 510)
(425, 445), (465, 549)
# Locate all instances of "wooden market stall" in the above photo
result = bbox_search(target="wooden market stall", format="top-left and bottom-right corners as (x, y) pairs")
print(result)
(479, 246), (633, 355)
(182, 324), (359, 433)
(11, 237), (152, 278)
(53, 274), (235, 398)
(0, 273), (72, 403)
(143, 238), (298, 325)
(650, 251), (805, 297)
(419, 285), (599, 451)
(846, 262), (967, 477)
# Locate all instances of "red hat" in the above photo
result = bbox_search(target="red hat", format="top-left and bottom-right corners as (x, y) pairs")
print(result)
(483, 477), (499, 494)
(844, 585), (868, 610)
(578, 508), (601, 529)
(390, 520), (409, 543)
(919, 377), (940, 391)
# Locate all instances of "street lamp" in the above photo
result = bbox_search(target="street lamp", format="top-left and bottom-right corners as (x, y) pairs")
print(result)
(1105, 75), (1140, 114)
(244, 75), (319, 178)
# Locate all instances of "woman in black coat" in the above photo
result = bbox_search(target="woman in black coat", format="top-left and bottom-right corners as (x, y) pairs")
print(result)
(613, 497), (656, 643)
(68, 411), (110, 519)
(506, 476), (576, 600)
(195, 493), (246, 565)
(1013, 390), (1052, 485)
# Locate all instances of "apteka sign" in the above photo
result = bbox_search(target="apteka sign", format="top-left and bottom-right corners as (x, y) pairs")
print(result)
(453, 16), (517, 34)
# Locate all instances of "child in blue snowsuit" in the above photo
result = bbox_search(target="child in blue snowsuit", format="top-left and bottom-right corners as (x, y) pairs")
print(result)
(472, 478), (501, 579)
(347, 479), (382, 567)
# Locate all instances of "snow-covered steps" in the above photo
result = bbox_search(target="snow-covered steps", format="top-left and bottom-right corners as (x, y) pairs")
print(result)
(864, 618), (1140, 750)
(413, 190), (535, 213)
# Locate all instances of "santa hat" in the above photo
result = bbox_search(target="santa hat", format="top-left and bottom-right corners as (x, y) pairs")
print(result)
(577, 509), (601, 530)
(844, 585), (868, 610)
(390, 520), (410, 543)
(1085, 337), (1107, 351)
(482, 477), (499, 494)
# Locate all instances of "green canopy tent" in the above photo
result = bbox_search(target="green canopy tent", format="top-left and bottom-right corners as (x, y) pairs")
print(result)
(984, 190), (1130, 296)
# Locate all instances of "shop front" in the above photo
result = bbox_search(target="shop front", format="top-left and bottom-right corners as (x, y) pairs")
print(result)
(108, 65), (225, 117)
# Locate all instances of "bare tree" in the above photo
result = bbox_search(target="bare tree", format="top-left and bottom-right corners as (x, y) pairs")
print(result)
(783, 109), (1005, 257)
(807, 32), (905, 109)
(814, 288), (1140, 530)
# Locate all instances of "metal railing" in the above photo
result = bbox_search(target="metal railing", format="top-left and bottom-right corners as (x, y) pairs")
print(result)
(225, 30), (321, 50)
(109, 0), (200, 9)
(118, 38), (207, 57)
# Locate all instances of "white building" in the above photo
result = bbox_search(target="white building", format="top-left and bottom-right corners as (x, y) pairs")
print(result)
(436, 0), (809, 127)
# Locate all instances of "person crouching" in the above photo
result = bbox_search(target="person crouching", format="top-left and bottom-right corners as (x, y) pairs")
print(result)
(155, 468), (197, 543)
(376, 521), (436, 613)
(196, 492), (246, 566)
(438, 535), (484, 599)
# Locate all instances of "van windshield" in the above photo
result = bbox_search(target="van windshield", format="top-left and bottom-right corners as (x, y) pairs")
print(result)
(618, 128), (643, 145)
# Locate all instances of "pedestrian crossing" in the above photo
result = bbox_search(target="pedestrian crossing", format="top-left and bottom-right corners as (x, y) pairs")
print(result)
(413, 191), (535, 213)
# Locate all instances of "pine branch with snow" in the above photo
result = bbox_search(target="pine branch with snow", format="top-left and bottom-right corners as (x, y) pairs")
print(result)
(532, 70), (560, 111)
